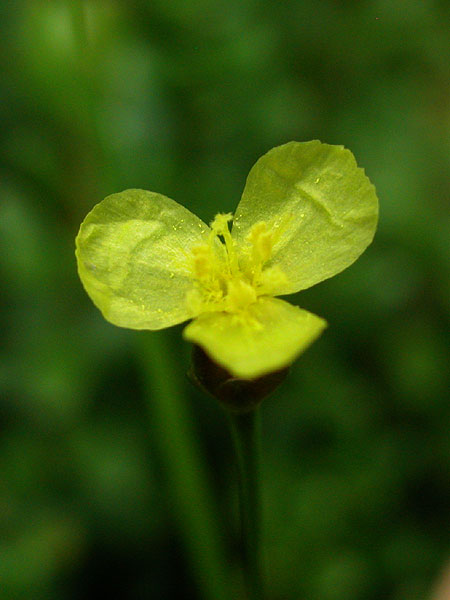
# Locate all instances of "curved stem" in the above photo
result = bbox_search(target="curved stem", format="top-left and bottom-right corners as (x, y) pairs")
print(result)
(227, 409), (263, 600)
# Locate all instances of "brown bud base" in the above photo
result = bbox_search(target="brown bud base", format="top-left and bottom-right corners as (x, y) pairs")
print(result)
(188, 345), (289, 413)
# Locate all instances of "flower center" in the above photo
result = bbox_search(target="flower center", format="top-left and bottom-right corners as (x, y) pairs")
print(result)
(186, 213), (287, 315)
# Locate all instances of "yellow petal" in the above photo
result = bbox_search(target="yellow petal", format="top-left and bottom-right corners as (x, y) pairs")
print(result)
(232, 141), (378, 295)
(76, 189), (210, 329)
(183, 297), (327, 379)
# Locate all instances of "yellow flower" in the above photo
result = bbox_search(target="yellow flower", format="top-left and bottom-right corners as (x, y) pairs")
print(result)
(76, 141), (378, 379)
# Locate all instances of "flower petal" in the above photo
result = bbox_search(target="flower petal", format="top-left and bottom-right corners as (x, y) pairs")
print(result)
(232, 141), (378, 295)
(183, 297), (327, 379)
(76, 189), (210, 329)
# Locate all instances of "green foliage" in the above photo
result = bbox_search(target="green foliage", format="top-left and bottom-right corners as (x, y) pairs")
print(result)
(1, 1), (449, 599)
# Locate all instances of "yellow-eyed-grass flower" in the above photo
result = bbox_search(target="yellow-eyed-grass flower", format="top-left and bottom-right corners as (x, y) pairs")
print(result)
(76, 140), (378, 598)
(76, 141), (378, 383)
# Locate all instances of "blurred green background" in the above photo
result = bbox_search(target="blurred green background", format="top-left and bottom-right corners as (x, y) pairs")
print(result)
(1, 1), (449, 599)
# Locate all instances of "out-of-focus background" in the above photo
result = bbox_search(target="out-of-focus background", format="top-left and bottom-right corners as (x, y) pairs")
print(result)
(1, 2), (449, 599)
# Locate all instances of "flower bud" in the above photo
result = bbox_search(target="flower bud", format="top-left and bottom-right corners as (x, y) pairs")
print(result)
(188, 345), (289, 413)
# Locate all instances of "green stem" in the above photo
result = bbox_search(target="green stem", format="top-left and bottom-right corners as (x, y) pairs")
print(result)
(227, 408), (263, 600)
(69, 0), (89, 51)
(138, 332), (232, 600)
(68, 0), (96, 138)
(70, 5), (230, 598)
(69, 0), (110, 198)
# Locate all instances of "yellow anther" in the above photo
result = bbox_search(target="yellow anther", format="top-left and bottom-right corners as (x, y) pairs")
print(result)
(256, 232), (273, 263)
(192, 245), (214, 280)
(226, 279), (257, 312)
(257, 266), (288, 294)
(210, 213), (233, 236)
(247, 221), (274, 264)
(189, 215), (287, 316)
(248, 222), (267, 241)
(209, 212), (238, 275)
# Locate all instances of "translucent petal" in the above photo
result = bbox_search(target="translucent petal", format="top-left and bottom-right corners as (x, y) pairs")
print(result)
(76, 189), (210, 329)
(183, 297), (327, 379)
(232, 141), (379, 295)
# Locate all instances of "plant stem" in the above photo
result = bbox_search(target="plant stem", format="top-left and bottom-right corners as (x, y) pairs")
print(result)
(138, 332), (232, 600)
(69, 0), (96, 139)
(227, 408), (263, 600)
(69, 0), (110, 200)
(70, 5), (231, 598)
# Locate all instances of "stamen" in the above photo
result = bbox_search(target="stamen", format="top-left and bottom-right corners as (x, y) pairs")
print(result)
(210, 213), (238, 275)
(248, 222), (272, 264)
(226, 279), (257, 312)
(209, 213), (233, 236)
(245, 221), (273, 283)
(188, 214), (288, 314)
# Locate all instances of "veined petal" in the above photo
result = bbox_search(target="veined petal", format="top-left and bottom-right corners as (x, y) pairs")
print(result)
(183, 297), (327, 379)
(76, 189), (210, 329)
(232, 141), (378, 295)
